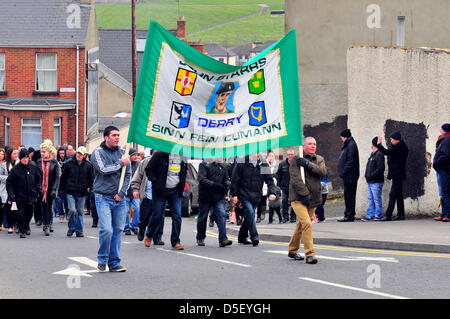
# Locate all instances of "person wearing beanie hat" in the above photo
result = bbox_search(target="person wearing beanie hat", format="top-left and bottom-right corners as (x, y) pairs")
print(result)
(364, 137), (385, 220)
(375, 133), (409, 221)
(124, 148), (141, 235)
(337, 129), (360, 222)
(6, 148), (41, 238)
(433, 124), (450, 221)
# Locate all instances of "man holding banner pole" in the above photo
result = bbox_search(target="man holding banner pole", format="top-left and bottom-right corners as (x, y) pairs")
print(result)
(288, 137), (327, 264)
(91, 125), (131, 273)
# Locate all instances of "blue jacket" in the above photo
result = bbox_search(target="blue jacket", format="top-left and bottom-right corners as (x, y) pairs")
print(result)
(434, 136), (450, 171)
(91, 141), (131, 199)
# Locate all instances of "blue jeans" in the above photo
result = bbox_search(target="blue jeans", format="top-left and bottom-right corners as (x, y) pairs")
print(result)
(437, 170), (450, 218)
(55, 191), (68, 216)
(366, 183), (383, 219)
(124, 197), (140, 231)
(197, 200), (228, 243)
(238, 200), (259, 242)
(67, 194), (85, 233)
(147, 188), (182, 247)
(95, 193), (127, 268)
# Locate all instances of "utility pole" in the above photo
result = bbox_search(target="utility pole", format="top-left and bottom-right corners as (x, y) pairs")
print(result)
(131, 0), (137, 149)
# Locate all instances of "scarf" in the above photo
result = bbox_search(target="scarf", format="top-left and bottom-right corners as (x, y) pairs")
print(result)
(41, 159), (51, 202)
(436, 132), (450, 149)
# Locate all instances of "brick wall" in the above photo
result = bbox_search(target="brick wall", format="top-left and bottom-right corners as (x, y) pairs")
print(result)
(0, 47), (85, 148)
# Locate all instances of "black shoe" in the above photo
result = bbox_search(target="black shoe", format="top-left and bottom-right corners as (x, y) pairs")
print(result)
(97, 264), (107, 272)
(124, 229), (132, 236)
(219, 240), (232, 247)
(154, 240), (165, 246)
(209, 220), (214, 227)
(282, 218), (289, 224)
(338, 217), (355, 222)
(380, 216), (392, 221)
(252, 239), (259, 247)
(92, 224), (98, 228)
(256, 217), (261, 223)
(131, 228), (138, 235)
(20, 233), (26, 238)
(49, 226), (54, 233)
(288, 252), (305, 260)
(26, 229), (31, 236)
(36, 220), (42, 226)
(393, 216), (405, 221)
(67, 230), (75, 237)
(109, 265), (127, 272)
(238, 239), (252, 245)
(137, 229), (145, 242)
(197, 239), (205, 246)
(44, 226), (50, 236)
(260, 213), (265, 221)
(76, 232), (84, 238)
(306, 256), (318, 264)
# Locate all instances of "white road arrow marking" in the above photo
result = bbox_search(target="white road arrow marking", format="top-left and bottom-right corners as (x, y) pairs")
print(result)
(53, 257), (101, 277)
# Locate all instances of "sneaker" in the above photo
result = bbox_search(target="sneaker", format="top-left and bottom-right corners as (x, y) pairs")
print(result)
(144, 236), (152, 248)
(97, 264), (107, 272)
(288, 252), (305, 261)
(44, 226), (50, 236)
(49, 226), (54, 233)
(131, 228), (138, 235)
(197, 240), (205, 246)
(219, 240), (232, 247)
(76, 232), (84, 238)
(109, 265), (127, 272)
(124, 229), (132, 236)
(172, 243), (184, 250)
(434, 216), (443, 221)
(306, 256), (318, 264)
(443, 217), (450, 222)
(67, 230), (74, 237)
(311, 216), (320, 224)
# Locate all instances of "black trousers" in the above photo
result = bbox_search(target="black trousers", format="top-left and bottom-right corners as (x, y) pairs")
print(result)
(343, 179), (358, 219)
(16, 202), (34, 234)
(256, 195), (267, 219)
(139, 197), (153, 232)
(385, 178), (405, 218)
(89, 192), (98, 225)
(281, 190), (295, 221)
(315, 193), (328, 221)
(41, 195), (54, 227)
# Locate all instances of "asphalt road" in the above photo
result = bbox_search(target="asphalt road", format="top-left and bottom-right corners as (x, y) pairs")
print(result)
(1, 214), (449, 301)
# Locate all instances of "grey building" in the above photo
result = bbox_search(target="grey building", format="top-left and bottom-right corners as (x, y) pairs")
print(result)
(285, 0), (450, 192)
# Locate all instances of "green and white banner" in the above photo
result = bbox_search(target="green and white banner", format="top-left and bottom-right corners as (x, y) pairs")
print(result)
(128, 21), (302, 158)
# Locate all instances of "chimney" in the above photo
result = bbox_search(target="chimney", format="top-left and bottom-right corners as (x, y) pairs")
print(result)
(177, 16), (186, 40)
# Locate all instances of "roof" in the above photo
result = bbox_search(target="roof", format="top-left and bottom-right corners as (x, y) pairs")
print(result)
(204, 44), (236, 57)
(231, 40), (277, 57)
(98, 29), (150, 84)
(0, 97), (76, 110)
(0, 0), (91, 47)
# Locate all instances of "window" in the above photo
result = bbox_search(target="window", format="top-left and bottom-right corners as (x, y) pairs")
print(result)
(21, 118), (42, 149)
(36, 53), (57, 91)
(5, 117), (10, 146)
(0, 53), (5, 91)
(54, 117), (62, 146)
(397, 16), (406, 46)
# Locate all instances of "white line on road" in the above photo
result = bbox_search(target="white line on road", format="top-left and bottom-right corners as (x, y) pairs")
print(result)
(264, 250), (399, 263)
(298, 277), (410, 299)
(68, 257), (98, 269)
(157, 248), (252, 268)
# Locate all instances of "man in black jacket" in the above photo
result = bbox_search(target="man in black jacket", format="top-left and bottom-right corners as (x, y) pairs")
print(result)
(60, 147), (93, 237)
(196, 159), (232, 247)
(338, 129), (360, 222)
(364, 137), (385, 220)
(6, 149), (41, 238)
(376, 131), (409, 221)
(276, 149), (296, 223)
(433, 123), (450, 222)
(230, 154), (276, 246)
(144, 151), (187, 250)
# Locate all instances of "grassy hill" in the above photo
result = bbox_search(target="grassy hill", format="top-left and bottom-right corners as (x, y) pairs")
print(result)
(96, 0), (285, 47)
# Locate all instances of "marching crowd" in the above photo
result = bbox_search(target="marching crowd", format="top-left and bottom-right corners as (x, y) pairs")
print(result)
(1, 123), (449, 271)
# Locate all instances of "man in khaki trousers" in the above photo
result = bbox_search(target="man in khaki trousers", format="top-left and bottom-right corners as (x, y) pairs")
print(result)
(288, 137), (327, 264)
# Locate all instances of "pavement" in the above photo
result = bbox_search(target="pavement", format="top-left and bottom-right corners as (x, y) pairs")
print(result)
(225, 198), (450, 254)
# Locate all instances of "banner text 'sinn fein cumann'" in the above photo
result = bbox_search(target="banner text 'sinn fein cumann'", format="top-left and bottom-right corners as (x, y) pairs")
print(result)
(128, 21), (302, 158)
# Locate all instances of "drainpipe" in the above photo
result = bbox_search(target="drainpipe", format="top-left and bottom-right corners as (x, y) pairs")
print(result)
(76, 45), (79, 148)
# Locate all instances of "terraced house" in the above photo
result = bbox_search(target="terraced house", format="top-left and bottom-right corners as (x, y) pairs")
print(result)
(0, 0), (99, 149)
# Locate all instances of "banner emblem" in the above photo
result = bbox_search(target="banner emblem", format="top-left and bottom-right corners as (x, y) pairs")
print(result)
(174, 68), (197, 96)
(248, 70), (265, 95)
(170, 102), (192, 128)
(248, 101), (267, 126)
